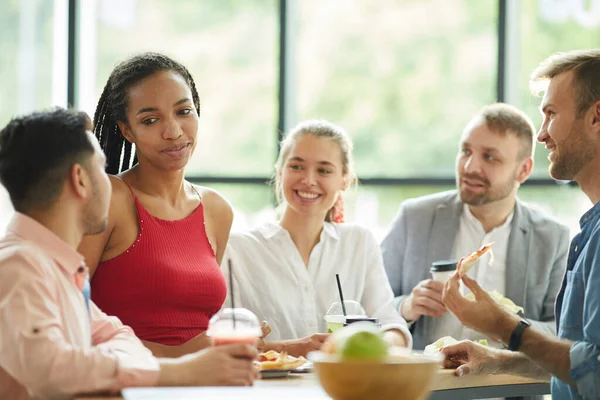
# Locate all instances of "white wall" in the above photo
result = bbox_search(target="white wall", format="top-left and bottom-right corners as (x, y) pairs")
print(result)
(0, 185), (14, 235)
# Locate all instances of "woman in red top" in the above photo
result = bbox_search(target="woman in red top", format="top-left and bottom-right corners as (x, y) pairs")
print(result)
(78, 53), (232, 358)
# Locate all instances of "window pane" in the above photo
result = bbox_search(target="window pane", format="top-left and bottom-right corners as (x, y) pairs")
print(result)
(518, 0), (600, 177)
(296, 0), (498, 178)
(218, 182), (586, 242)
(0, 0), (66, 231)
(198, 182), (274, 232)
(0, 0), (67, 125)
(518, 184), (590, 236)
(82, 0), (278, 177)
(343, 184), (586, 241)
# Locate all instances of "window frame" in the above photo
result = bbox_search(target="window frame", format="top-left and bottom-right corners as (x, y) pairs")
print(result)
(66, 0), (568, 191)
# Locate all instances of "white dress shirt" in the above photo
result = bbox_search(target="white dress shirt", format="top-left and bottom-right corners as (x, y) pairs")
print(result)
(430, 205), (512, 344)
(223, 222), (412, 348)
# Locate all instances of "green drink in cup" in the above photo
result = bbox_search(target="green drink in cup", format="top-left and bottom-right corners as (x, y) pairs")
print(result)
(324, 301), (367, 333)
(325, 315), (346, 333)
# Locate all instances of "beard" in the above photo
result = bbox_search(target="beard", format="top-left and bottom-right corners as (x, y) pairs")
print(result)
(84, 213), (108, 236)
(457, 171), (517, 206)
(549, 121), (595, 181)
(82, 174), (109, 236)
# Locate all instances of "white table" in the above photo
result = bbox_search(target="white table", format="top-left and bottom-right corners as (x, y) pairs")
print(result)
(77, 368), (550, 400)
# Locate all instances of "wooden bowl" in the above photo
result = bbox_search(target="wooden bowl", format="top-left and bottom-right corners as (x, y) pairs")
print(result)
(309, 351), (442, 400)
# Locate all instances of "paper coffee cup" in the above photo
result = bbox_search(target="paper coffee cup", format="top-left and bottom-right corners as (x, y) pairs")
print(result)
(430, 260), (458, 282)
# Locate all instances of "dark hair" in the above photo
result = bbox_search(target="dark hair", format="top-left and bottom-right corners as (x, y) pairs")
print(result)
(94, 52), (201, 174)
(0, 108), (94, 212)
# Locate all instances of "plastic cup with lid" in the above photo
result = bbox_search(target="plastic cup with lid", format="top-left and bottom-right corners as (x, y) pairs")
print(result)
(324, 300), (367, 333)
(207, 307), (262, 347)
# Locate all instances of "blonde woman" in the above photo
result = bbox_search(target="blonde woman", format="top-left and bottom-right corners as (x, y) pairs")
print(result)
(224, 120), (411, 357)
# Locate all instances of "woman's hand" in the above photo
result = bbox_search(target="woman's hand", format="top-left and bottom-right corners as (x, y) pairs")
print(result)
(263, 333), (329, 357)
(283, 334), (330, 357)
(256, 320), (272, 351)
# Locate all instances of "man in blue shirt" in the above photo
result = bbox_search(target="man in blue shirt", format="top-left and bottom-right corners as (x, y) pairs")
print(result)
(441, 49), (600, 400)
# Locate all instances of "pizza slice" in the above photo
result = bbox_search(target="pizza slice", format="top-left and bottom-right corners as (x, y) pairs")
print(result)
(456, 242), (494, 277)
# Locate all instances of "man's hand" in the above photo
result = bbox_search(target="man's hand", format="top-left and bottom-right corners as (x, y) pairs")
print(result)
(159, 344), (259, 387)
(401, 279), (447, 321)
(144, 332), (212, 358)
(440, 340), (509, 377)
(442, 273), (518, 343)
(281, 333), (329, 357)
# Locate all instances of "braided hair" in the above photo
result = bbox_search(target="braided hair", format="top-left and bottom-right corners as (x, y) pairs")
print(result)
(94, 52), (200, 174)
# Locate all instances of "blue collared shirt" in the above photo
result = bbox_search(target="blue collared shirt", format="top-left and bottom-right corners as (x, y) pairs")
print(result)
(552, 201), (600, 399)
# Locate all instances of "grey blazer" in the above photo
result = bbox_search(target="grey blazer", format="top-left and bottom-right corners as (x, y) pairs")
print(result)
(381, 190), (569, 351)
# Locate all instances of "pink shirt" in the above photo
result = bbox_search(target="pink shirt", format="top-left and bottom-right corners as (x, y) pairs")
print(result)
(0, 213), (160, 400)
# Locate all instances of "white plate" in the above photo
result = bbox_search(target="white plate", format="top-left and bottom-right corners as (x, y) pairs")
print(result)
(290, 361), (313, 373)
(260, 369), (291, 379)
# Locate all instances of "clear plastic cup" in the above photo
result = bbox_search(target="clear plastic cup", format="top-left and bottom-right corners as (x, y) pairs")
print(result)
(207, 308), (262, 347)
(324, 301), (367, 333)
(324, 315), (346, 333)
(430, 259), (458, 283)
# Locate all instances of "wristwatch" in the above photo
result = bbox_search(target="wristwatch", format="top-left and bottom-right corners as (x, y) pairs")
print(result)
(508, 318), (531, 351)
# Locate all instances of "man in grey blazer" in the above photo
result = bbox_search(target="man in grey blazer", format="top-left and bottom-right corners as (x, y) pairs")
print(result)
(382, 103), (569, 351)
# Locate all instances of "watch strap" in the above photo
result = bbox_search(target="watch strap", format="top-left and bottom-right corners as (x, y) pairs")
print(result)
(508, 319), (531, 351)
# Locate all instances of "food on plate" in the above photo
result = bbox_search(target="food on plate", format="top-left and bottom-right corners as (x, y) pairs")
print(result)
(424, 336), (489, 355)
(456, 242), (494, 277)
(322, 322), (389, 361)
(258, 350), (280, 361)
(465, 290), (524, 314)
(257, 350), (308, 371)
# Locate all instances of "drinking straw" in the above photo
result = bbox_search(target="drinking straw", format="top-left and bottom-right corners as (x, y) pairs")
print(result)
(335, 273), (347, 317)
(228, 259), (236, 329)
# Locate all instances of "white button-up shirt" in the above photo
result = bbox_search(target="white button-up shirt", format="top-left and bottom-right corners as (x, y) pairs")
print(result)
(459, 205), (511, 296)
(430, 205), (512, 344)
(223, 222), (412, 348)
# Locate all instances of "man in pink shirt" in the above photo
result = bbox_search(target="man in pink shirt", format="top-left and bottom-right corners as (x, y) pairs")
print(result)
(0, 108), (258, 400)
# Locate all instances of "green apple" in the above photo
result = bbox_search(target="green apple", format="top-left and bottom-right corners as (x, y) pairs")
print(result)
(335, 323), (389, 360)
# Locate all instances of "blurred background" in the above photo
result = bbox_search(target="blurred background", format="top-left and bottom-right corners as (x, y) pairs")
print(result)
(1, 0), (598, 239)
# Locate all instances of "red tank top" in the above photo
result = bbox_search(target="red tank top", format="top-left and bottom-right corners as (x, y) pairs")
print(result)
(91, 184), (227, 345)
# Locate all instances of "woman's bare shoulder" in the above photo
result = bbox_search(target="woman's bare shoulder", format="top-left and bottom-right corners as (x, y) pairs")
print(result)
(109, 174), (132, 197)
(194, 185), (233, 219)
